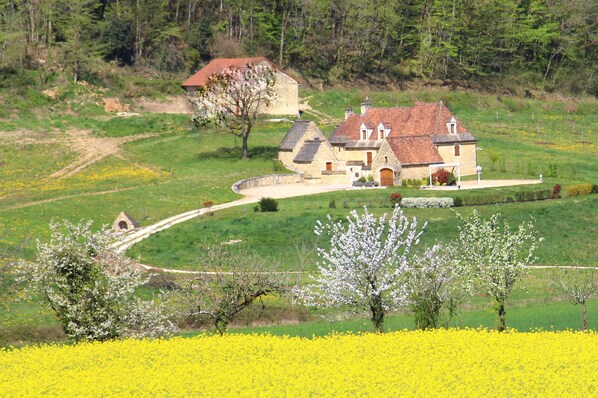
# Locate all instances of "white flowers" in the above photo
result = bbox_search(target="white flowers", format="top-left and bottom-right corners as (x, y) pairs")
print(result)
(298, 206), (425, 331)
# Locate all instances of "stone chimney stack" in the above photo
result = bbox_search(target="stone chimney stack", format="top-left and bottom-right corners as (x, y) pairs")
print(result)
(344, 107), (354, 120)
(361, 96), (372, 115)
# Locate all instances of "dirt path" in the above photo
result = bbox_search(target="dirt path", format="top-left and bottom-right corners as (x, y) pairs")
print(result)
(0, 187), (138, 212)
(50, 130), (159, 179)
(300, 100), (339, 124)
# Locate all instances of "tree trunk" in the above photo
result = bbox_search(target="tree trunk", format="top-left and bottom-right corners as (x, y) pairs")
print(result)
(369, 294), (385, 333)
(582, 302), (587, 331)
(241, 132), (249, 159)
(497, 301), (506, 332)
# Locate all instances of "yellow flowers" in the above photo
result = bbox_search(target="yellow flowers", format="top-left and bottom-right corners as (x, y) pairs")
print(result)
(1, 329), (596, 397)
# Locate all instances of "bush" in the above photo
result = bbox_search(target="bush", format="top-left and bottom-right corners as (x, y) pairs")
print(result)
(352, 181), (365, 187)
(551, 184), (561, 199)
(566, 183), (593, 197)
(401, 197), (453, 208)
(431, 168), (456, 186)
(453, 196), (463, 207)
(203, 200), (214, 208)
(593, 185), (598, 194)
(272, 160), (284, 172)
(258, 197), (278, 212)
(329, 200), (336, 209)
(358, 176), (367, 183)
(390, 193), (403, 207)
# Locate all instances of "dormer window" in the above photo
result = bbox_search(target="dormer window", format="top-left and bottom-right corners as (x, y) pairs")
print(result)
(446, 117), (457, 135)
(377, 122), (390, 139)
(360, 123), (373, 140)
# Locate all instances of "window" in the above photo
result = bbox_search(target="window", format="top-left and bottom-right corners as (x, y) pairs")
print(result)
(384, 156), (388, 163)
(447, 117), (457, 135)
(454, 144), (460, 156)
(360, 129), (367, 140)
(326, 162), (332, 171)
(366, 152), (373, 166)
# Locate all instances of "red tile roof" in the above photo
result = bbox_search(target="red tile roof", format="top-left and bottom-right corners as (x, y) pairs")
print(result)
(181, 57), (298, 88)
(331, 102), (468, 141)
(386, 136), (444, 165)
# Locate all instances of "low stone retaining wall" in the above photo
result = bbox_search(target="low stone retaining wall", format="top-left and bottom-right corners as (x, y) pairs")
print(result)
(232, 173), (305, 193)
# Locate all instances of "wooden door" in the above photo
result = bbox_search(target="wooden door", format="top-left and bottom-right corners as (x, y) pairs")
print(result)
(366, 152), (373, 166)
(380, 169), (394, 186)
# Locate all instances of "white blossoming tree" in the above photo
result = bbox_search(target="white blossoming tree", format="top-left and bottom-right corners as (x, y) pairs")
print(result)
(15, 220), (176, 342)
(456, 211), (542, 332)
(298, 206), (424, 332)
(405, 244), (472, 330)
(551, 267), (598, 331)
(190, 62), (277, 159)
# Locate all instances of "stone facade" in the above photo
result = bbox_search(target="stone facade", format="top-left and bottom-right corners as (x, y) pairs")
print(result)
(279, 101), (478, 186)
(182, 57), (299, 117)
(262, 70), (300, 116)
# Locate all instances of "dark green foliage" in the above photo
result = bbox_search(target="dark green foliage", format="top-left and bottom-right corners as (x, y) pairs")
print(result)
(0, 0), (596, 95)
(453, 196), (463, 207)
(258, 197), (278, 212)
(328, 200), (336, 209)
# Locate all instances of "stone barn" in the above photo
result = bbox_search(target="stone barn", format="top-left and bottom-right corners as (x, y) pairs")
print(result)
(182, 57), (300, 116)
(112, 212), (140, 232)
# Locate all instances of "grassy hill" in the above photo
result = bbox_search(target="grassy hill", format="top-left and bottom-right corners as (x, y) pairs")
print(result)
(0, 85), (596, 344)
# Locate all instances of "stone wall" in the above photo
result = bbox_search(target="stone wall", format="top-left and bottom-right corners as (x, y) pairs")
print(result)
(232, 173), (305, 193)
(436, 142), (477, 175)
(262, 71), (299, 116)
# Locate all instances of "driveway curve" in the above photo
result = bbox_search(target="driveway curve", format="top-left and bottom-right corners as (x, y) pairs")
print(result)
(113, 182), (351, 253)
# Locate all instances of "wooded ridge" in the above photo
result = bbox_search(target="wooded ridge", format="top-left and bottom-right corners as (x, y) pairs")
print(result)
(0, 0), (596, 96)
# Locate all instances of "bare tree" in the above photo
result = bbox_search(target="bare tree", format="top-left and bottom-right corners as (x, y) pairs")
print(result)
(190, 62), (277, 159)
(175, 245), (286, 335)
(552, 267), (598, 331)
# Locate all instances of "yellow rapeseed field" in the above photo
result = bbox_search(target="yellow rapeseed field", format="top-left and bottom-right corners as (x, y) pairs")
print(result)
(1, 329), (596, 397)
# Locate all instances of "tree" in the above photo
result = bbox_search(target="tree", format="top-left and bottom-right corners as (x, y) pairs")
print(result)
(297, 206), (424, 332)
(190, 62), (277, 159)
(456, 211), (542, 332)
(551, 267), (598, 331)
(174, 244), (285, 335)
(14, 220), (176, 342)
(404, 244), (471, 330)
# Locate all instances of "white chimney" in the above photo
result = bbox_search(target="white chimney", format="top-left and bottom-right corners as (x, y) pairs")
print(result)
(360, 97), (372, 115)
(345, 107), (354, 120)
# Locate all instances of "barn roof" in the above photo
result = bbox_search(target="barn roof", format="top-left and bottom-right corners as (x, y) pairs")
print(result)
(182, 57), (299, 88)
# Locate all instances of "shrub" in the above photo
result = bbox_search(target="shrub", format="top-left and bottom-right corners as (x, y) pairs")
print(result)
(367, 175), (374, 182)
(593, 185), (598, 194)
(566, 183), (593, 197)
(453, 196), (463, 207)
(258, 197), (279, 212)
(551, 184), (561, 199)
(203, 200), (214, 208)
(253, 205), (259, 212)
(390, 193), (403, 207)
(329, 200), (336, 209)
(401, 198), (453, 208)
(342, 199), (350, 209)
(431, 168), (456, 186)
(352, 181), (365, 187)
(272, 160), (284, 172)
(358, 176), (367, 183)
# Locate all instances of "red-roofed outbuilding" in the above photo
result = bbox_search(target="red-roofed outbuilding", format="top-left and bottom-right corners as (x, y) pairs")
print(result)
(182, 57), (299, 116)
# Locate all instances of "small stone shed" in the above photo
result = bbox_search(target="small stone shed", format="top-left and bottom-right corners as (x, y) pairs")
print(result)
(112, 212), (140, 232)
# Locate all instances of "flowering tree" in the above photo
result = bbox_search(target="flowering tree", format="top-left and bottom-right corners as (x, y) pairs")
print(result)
(551, 267), (597, 331)
(405, 244), (471, 330)
(456, 211), (542, 331)
(15, 220), (176, 342)
(297, 206), (424, 332)
(190, 62), (277, 159)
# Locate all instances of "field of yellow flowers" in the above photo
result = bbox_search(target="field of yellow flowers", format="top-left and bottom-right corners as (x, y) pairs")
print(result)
(1, 329), (596, 397)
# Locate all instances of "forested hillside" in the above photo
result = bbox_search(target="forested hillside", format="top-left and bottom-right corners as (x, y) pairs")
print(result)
(0, 0), (596, 95)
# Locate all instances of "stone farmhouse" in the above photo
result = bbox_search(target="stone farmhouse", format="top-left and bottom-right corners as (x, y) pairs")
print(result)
(279, 100), (478, 186)
(181, 57), (300, 116)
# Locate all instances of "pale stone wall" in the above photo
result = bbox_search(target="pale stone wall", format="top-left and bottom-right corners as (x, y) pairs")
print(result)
(436, 142), (477, 175)
(296, 141), (338, 177)
(371, 141), (400, 184)
(262, 71), (299, 116)
(232, 173), (304, 193)
(320, 172), (350, 185)
(401, 165), (431, 180)
(339, 148), (378, 163)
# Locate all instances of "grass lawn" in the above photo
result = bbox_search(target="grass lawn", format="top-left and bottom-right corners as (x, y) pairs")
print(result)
(0, 86), (596, 345)
(128, 193), (598, 270)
